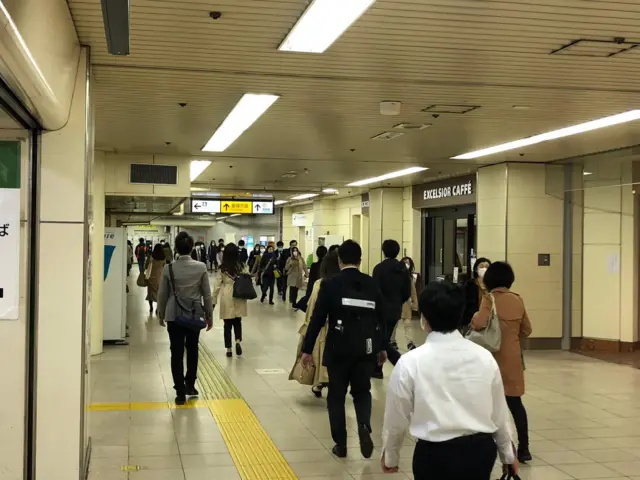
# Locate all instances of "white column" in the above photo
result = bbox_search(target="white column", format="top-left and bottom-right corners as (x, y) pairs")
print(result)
(91, 151), (105, 355)
(36, 48), (92, 478)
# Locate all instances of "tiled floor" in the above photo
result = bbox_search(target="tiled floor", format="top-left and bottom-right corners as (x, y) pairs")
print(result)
(89, 273), (640, 479)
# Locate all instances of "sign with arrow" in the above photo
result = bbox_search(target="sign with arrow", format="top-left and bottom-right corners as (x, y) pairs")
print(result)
(190, 199), (220, 213)
(221, 201), (252, 214)
(252, 201), (273, 214)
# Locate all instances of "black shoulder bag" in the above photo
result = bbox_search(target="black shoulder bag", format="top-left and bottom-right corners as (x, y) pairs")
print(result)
(168, 264), (207, 331)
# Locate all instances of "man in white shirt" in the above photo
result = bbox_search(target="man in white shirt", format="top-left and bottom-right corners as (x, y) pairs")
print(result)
(381, 281), (518, 479)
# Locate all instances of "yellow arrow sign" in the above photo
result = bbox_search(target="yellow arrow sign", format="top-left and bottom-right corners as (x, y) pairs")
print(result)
(220, 201), (252, 214)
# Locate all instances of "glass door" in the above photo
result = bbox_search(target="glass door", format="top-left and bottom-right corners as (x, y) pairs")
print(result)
(423, 205), (476, 284)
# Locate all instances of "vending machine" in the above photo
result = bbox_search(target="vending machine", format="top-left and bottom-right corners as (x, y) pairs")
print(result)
(103, 227), (128, 342)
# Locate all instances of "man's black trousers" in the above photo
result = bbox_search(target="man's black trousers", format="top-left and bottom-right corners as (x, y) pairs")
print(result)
(326, 358), (376, 447)
(412, 433), (497, 480)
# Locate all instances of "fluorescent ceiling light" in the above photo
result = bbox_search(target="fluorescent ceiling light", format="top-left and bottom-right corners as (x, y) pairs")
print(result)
(190, 160), (211, 182)
(323, 188), (339, 194)
(228, 214), (241, 217)
(452, 110), (640, 160)
(279, 0), (377, 53)
(202, 94), (279, 152)
(190, 186), (209, 192)
(274, 200), (288, 205)
(291, 193), (319, 200)
(583, 171), (593, 176)
(347, 167), (428, 187)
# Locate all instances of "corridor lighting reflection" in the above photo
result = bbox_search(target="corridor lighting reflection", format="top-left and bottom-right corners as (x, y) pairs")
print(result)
(279, 0), (377, 53)
(346, 167), (428, 187)
(291, 193), (319, 200)
(452, 110), (640, 160)
(190, 160), (211, 181)
(274, 200), (288, 205)
(202, 94), (279, 152)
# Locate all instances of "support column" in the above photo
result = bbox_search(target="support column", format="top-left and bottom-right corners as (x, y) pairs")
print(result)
(91, 151), (105, 355)
(36, 48), (92, 478)
(369, 188), (404, 265)
(478, 163), (564, 345)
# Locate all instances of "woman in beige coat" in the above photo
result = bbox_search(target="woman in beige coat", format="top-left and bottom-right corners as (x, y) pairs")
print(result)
(145, 244), (167, 314)
(471, 261), (532, 463)
(285, 246), (308, 308)
(212, 243), (249, 358)
(290, 251), (340, 397)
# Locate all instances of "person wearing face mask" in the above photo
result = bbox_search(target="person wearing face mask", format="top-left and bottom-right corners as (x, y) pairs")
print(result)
(462, 257), (491, 330)
(250, 245), (265, 287)
(284, 246), (308, 308)
(275, 241), (285, 295)
(279, 240), (298, 302)
(259, 245), (277, 304)
(248, 244), (262, 271)
(390, 257), (420, 351)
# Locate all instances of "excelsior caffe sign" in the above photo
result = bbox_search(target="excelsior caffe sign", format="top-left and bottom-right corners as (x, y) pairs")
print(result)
(412, 175), (476, 209)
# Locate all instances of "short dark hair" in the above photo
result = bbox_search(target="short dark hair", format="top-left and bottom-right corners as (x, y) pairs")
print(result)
(175, 232), (194, 256)
(382, 239), (400, 259)
(276, 241), (284, 247)
(418, 282), (465, 333)
(238, 239), (245, 247)
(328, 244), (339, 253)
(316, 245), (328, 260)
(290, 239), (298, 246)
(218, 238), (224, 243)
(320, 251), (340, 278)
(473, 257), (492, 279)
(139, 237), (145, 243)
(483, 261), (515, 290)
(152, 243), (166, 261)
(338, 240), (362, 266)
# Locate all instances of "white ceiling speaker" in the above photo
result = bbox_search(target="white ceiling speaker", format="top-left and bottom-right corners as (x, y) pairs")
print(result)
(380, 101), (402, 116)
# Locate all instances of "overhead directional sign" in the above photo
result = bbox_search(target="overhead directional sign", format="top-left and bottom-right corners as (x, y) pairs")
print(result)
(253, 201), (274, 214)
(191, 199), (220, 213)
(221, 201), (252, 214)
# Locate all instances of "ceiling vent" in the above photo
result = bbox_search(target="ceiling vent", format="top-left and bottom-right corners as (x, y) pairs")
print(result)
(371, 131), (405, 141)
(130, 164), (178, 185)
(393, 123), (432, 130)
(422, 105), (480, 115)
(550, 37), (639, 57)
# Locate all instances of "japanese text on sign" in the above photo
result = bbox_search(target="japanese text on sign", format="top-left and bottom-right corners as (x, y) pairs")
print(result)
(221, 201), (252, 214)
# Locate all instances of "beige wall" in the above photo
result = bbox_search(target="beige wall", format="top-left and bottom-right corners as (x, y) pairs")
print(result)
(478, 163), (564, 339)
(582, 160), (637, 342)
(91, 151), (105, 355)
(36, 48), (91, 478)
(402, 186), (422, 271)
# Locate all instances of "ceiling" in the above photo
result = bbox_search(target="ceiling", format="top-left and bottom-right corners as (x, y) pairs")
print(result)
(106, 195), (185, 222)
(68, 0), (640, 193)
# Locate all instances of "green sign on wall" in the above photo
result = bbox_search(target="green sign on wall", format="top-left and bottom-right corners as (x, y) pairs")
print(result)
(0, 141), (21, 320)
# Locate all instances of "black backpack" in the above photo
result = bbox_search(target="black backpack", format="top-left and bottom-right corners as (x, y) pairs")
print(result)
(332, 279), (380, 358)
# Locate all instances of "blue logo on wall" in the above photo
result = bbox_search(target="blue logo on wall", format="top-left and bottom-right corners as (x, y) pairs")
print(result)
(104, 245), (116, 281)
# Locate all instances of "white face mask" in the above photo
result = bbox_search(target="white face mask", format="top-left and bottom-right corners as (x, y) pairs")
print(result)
(478, 267), (487, 278)
(293, 252), (298, 257)
(405, 263), (410, 269)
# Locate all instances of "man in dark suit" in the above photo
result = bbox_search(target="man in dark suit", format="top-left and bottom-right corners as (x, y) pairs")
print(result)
(302, 240), (387, 460)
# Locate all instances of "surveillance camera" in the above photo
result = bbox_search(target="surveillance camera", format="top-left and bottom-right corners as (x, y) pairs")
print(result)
(432, 114), (440, 119)
(178, 102), (187, 108)
(350, 148), (356, 152)
(519, 153), (524, 157)
(165, 141), (171, 145)
(209, 11), (222, 20)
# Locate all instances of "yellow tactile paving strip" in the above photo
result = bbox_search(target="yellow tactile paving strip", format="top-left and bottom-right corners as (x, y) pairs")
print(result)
(89, 341), (298, 480)
(197, 342), (298, 480)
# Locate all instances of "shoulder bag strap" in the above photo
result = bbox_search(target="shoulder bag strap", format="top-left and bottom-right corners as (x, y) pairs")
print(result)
(168, 264), (192, 313)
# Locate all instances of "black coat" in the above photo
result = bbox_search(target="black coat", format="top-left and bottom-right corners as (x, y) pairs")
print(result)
(462, 279), (482, 327)
(372, 258), (412, 321)
(305, 261), (322, 297)
(302, 268), (387, 366)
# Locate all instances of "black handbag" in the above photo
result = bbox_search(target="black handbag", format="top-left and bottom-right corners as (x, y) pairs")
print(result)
(233, 273), (258, 300)
(168, 264), (207, 331)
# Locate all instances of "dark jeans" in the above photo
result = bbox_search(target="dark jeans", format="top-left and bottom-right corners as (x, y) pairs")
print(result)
(137, 258), (145, 273)
(413, 433), (497, 480)
(289, 286), (299, 305)
(281, 275), (288, 300)
(223, 317), (242, 348)
(261, 277), (275, 302)
(277, 275), (284, 294)
(326, 358), (376, 447)
(167, 322), (201, 396)
(506, 396), (529, 451)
